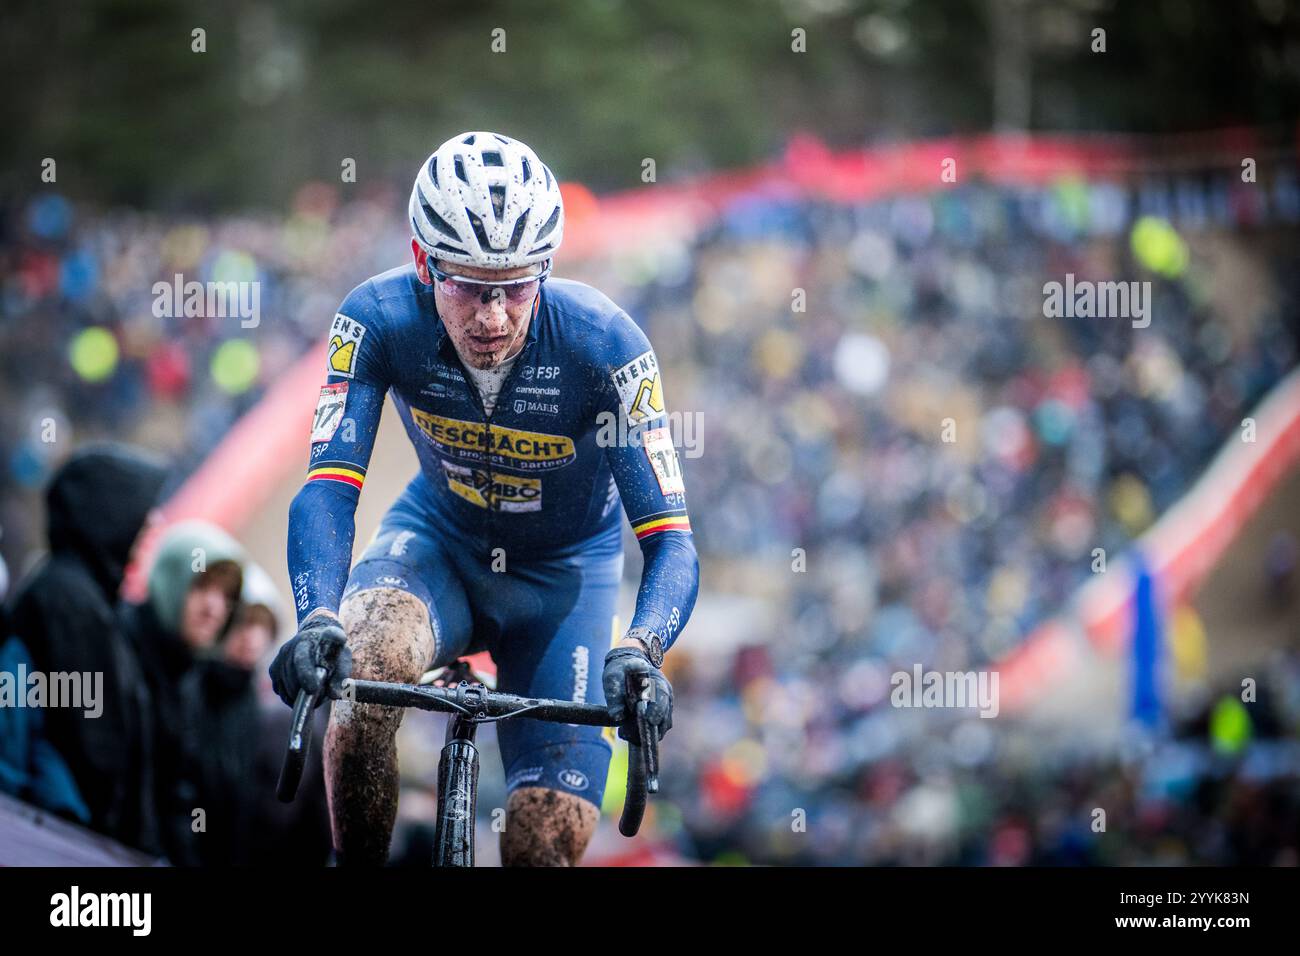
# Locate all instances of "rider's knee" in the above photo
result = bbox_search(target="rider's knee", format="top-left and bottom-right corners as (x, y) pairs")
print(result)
(500, 787), (599, 867)
(338, 586), (433, 685)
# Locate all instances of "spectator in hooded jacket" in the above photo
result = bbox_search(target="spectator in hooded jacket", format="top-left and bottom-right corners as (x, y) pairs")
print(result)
(0, 634), (92, 824)
(0, 539), (90, 820)
(124, 519), (244, 865)
(236, 563), (334, 866)
(4, 444), (168, 852)
(183, 560), (281, 866)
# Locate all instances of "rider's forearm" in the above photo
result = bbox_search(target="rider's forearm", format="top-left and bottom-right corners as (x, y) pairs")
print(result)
(287, 480), (359, 625)
(630, 531), (699, 652)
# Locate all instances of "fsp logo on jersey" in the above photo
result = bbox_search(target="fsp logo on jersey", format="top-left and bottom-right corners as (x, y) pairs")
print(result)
(327, 313), (367, 378)
(611, 350), (665, 422)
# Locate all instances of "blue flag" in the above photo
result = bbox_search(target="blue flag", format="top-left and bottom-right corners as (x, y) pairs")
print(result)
(1130, 551), (1164, 728)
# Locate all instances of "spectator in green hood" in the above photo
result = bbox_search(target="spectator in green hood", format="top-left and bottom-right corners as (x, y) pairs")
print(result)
(124, 520), (245, 865)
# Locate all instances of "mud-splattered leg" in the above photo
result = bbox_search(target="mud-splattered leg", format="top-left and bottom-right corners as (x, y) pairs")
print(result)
(500, 787), (600, 866)
(325, 588), (434, 865)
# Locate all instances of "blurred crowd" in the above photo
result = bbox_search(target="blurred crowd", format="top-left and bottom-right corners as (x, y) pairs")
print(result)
(3, 160), (1300, 864)
(0, 185), (408, 565)
(651, 644), (1300, 866)
(0, 185), (392, 863)
(578, 167), (1300, 864)
(0, 445), (330, 864)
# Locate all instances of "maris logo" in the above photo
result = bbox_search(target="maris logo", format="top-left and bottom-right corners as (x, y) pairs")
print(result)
(513, 399), (559, 415)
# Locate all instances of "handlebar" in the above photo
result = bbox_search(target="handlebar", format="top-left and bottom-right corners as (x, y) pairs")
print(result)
(274, 665), (327, 803)
(618, 675), (661, 836)
(276, 672), (660, 837)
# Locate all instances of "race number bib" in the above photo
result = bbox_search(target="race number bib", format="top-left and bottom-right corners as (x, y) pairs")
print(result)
(643, 426), (684, 495)
(311, 382), (348, 443)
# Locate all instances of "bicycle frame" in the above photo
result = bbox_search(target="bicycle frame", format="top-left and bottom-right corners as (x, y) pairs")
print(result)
(434, 710), (479, 867)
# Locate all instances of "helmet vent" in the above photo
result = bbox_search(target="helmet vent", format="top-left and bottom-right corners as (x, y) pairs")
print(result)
(534, 205), (560, 241)
(410, 214), (435, 249)
(413, 214), (466, 256)
(489, 184), (506, 221)
(454, 156), (468, 184)
(421, 200), (458, 238)
(520, 157), (532, 183)
(466, 209), (496, 251)
(428, 157), (439, 188)
(462, 134), (476, 145)
(482, 151), (504, 167)
(507, 210), (529, 252)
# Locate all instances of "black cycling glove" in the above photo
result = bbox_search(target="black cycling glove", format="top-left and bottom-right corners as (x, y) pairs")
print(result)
(602, 646), (673, 743)
(269, 610), (353, 707)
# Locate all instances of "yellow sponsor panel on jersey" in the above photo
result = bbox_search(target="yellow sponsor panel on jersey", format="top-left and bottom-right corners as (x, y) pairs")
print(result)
(611, 349), (665, 423)
(412, 409), (576, 472)
(326, 314), (366, 378)
(441, 462), (542, 513)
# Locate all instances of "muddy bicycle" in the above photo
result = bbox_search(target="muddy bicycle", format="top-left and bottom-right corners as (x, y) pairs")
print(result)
(275, 660), (660, 866)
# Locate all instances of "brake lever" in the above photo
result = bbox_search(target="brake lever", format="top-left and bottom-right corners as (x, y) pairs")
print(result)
(634, 683), (660, 793)
(617, 672), (662, 837)
(276, 665), (326, 803)
(277, 635), (347, 803)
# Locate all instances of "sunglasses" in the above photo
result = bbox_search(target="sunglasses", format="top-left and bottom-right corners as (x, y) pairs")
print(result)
(430, 260), (551, 304)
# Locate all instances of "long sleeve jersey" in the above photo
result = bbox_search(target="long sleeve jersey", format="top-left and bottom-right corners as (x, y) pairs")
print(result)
(287, 265), (698, 650)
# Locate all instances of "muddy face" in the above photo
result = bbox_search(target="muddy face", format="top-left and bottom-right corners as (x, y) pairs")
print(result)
(410, 242), (541, 371)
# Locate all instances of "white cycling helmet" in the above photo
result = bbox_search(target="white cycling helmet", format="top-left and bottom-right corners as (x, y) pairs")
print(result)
(409, 131), (564, 269)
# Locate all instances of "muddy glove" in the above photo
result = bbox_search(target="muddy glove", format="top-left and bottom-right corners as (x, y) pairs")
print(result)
(269, 609), (352, 707)
(602, 646), (673, 743)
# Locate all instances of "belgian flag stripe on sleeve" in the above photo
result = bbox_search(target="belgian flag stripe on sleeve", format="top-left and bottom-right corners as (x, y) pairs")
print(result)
(307, 460), (367, 490)
(632, 511), (691, 540)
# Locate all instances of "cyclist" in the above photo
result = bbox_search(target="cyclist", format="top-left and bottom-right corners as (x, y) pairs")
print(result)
(271, 131), (698, 866)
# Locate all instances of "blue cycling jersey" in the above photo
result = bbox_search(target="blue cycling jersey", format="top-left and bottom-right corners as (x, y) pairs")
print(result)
(286, 264), (699, 651)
